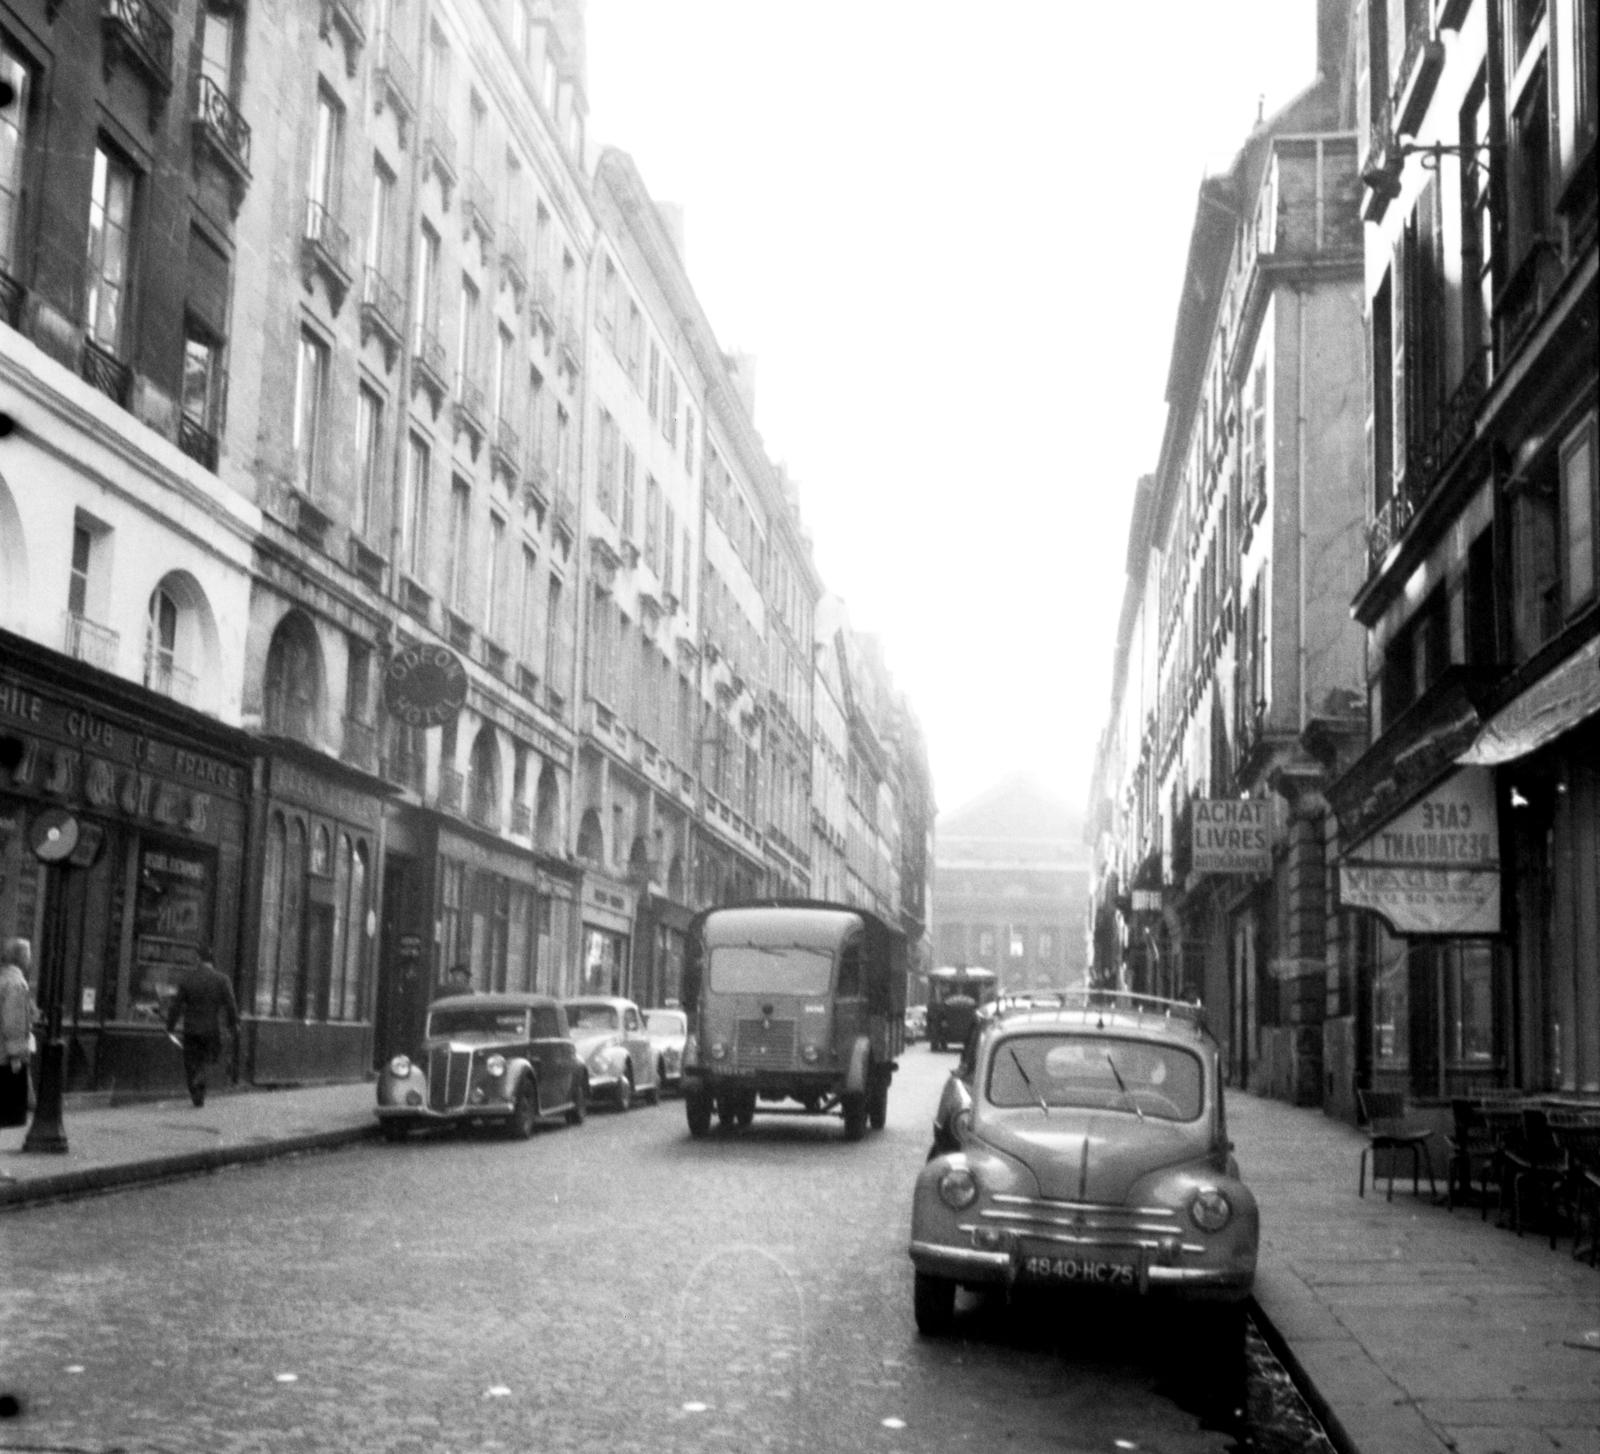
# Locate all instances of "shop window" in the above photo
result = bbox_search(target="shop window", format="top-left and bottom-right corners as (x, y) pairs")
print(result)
(264, 816), (307, 1018)
(439, 858), (464, 974)
(1560, 414), (1597, 617)
(263, 612), (324, 744)
(329, 834), (368, 1021)
(256, 812), (285, 1016)
(1510, 451), (1562, 658)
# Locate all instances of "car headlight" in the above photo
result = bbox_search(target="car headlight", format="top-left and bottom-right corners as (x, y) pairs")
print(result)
(388, 1055), (412, 1079)
(589, 1048), (612, 1073)
(800, 1044), (820, 1063)
(710, 1041), (728, 1061)
(1190, 1187), (1233, 1232)
(485, 1055), (507, 1079)
(937, 1166), (979, 1210)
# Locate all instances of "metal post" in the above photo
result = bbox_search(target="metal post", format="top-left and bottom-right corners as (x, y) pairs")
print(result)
(22, 861), (70, 1154)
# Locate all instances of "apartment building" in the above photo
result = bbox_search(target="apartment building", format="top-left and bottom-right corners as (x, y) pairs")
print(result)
(1088, 1), (1370, 1108)
(1328, 0), (1597, 1100)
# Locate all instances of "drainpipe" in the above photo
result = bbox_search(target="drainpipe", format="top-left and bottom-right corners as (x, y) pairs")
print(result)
(1296, 285), (1309, 732)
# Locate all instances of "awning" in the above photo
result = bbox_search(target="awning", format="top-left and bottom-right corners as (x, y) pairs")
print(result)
(1458, 635), (1600, 766)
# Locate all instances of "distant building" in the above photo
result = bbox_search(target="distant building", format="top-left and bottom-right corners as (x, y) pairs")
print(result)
(935, 777), (1089, 992)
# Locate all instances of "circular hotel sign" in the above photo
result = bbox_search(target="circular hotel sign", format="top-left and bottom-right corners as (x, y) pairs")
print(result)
(383, 643), (468, 728)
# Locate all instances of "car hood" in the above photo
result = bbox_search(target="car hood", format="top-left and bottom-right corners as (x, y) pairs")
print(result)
(569, 1029), (620, 1056)
(975, 1111), (1202, 1203)
(420, 1035), (520, 1055)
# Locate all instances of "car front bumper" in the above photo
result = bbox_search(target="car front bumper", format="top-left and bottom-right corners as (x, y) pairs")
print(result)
(374, 1103), (515, 1126)
(907, 1238), (1255, 1300)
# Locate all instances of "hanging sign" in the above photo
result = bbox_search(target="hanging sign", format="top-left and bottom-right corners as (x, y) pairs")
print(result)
(1192, 799), (1272, 875)
(1338, 766), (1500, 935)
(383, 643), (468, 728)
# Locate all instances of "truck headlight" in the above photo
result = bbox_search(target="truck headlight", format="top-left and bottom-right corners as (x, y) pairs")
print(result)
(388, 1055), (412, 1079)
(710, 1042), (728, 1061)
(1189, 1187), (1233, 1232)
(801, 1045), (820, 1063)
(485, 1055), (507, 1079)
(938, 1166), (979, 1210)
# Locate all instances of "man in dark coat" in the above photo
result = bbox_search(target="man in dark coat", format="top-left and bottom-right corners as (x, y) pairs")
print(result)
(432, 962), (473, 1001)
(166, 947), (239, 1107)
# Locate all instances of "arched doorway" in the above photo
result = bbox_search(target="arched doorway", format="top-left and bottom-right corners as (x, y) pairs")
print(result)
(263, 611), (324, 744)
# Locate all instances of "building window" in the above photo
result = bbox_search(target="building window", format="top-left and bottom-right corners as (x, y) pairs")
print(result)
(0, 41), (33, 280)
(456, 274), (480, 392)
(414, 222), (439, 344)
(486, 510), (506, 638)
(263, 612), (323, 743)
(621, 445), (636, 540)
(684, 404), (695, 474)
(308, 88), (343, 229)
(401, 433), (429, 579)
(199, 1), (236, 92)
(354, 384), (383, 537)
(596, 409), (617, 519)
(662, 500), (676, 595)
(85, 145), (136, 353)
(1560, 413), (1598, 617)
(647, 340), (659, 419)
(644, 475), (661, 573)
(447, 477), (471, 611)
(144, 585), (177, 691)
(181, 326), (225, 456)
(494, 323), (514, 426)
(67, 520), (91, 618)
(545, 574), (562, 688)
(293, 328), (330, 494)
(366, 156), (394, 274)
(520, 544), (539, 665)
(625, 301), (642, 384)
(663, 371), (679, 446)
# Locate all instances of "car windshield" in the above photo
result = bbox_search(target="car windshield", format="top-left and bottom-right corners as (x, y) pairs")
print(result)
(646, 1011), (686, 1036)
(985, 1034), (1203, 1122)
(427, 1008), (528, 1038)
(566, 1004), (618, 1031)
(708, 945), (833, 996)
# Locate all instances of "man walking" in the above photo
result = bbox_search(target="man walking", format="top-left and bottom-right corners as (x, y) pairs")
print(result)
(166, 946), (239, 1108)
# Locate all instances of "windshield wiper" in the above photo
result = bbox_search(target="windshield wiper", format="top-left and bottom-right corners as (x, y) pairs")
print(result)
(1008, 1046), (1049, 1116)
(1105, 1053), (1145, 1121)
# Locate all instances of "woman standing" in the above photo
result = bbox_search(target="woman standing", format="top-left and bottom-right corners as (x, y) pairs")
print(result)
(0, 937), (37, 1132)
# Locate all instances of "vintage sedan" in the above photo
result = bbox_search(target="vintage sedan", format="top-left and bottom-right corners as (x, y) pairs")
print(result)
(909, 991), (1257, 1355)
(376, 994), (586, 1140)
(563, 997), (660, 1110)
(644, 1007), (688, 1094)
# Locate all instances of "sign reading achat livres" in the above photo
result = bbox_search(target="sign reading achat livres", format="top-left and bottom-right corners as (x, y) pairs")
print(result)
(1338, 766), (1500, 936)
(382, 643), (467, 728)
(1192, 798), (1271, 875)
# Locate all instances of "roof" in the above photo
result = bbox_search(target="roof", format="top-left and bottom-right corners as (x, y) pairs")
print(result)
(983, 990), (1214, 1046)
(700, 905), (865, 953)
(428, 993), (561, 1011)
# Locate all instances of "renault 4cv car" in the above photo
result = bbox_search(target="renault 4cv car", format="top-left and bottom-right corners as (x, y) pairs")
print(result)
(645, 1007), (689, 1093)
(909, 990), (1257, 1350)
(376, 994), (586, 1140)
(563, 997), (660, 1110)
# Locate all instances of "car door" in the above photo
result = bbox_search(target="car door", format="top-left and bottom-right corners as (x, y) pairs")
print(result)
(530, 1006), (571, 1108)
(622, 1003), (654, 1090)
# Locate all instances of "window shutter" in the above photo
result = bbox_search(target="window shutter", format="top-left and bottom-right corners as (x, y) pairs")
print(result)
(187, 227), (230, 339)
(1391, 231), (1408, 488)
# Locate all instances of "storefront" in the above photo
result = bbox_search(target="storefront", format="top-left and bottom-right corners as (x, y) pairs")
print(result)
(433, 823), (562, 997)
(580, 872), (636, 998)
(245, 748), (389, 1084)
(0, 634), (252, 1092)
(632, 891), (691, 1008)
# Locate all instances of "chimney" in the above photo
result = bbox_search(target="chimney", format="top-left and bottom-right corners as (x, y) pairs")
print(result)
(724, 350), (757, 420)
(655, 201), (686, 264)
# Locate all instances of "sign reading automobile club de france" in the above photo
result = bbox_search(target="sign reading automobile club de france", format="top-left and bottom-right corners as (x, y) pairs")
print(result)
(1192, 798), (1272, 875)
(383, 642), (468, 728)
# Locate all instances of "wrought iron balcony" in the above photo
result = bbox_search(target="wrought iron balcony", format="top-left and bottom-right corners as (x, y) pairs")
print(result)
(374, 29), (417, 141)
(178, 412), (219, 471)
(144, 648), (197, 705)
(101, 0), (174, 106)
(194, 74), (251, 193)
(62, 611), (119, 671)
(491, 416), (521, 483)
(80, 337), (130, 407)
(452, 372), (487, 453)
(462, 168), (495, 245)
(360, 265), (405, 368)
(412, 327), (449, 411)
(302, 198), (352, 311)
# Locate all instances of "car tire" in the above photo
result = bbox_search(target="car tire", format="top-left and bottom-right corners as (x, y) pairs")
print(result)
(734, 1092), (754, 1128)
(867, 1068), (890, 1131)
(510, 1078), (539, 1139)
(913, 1272), (957, 1336)
(842, 1091), (868, 1141)
(615, 1067), (634, 1113)
(380, 1122), (408, 1144)
(565, 1074), (587, 1126)
(685, 1089), (712, 1138)
(644, 1070), (661, 1107)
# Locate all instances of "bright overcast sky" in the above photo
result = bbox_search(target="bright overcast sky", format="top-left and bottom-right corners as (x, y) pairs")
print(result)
(586, 0), (1321, 819)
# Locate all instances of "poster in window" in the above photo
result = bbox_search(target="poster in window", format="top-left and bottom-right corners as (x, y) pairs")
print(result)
(129, 844), (213, 1020)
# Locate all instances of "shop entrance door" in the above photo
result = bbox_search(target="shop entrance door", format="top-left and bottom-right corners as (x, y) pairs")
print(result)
(374, 854), (426, 1067)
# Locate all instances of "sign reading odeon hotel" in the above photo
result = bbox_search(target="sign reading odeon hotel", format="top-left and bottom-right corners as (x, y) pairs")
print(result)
(1338, 767), (1500, 935)
(1192, 798), (1272, 875)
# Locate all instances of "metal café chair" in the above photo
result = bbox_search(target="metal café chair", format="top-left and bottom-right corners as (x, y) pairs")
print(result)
(1502, 1108), (1569, 1245)
(1446, 1098), (1502, 1215)
(1357, 1089), (1437, 1202)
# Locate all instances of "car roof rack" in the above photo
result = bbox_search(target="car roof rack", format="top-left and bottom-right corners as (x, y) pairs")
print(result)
(987, 988), (1213, 1040)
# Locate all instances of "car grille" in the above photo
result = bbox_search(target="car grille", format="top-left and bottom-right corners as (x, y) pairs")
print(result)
(428, 1047), (474, 1110)
(735, 1018), (795, 1070)
(969, 1193), (1203, 1255)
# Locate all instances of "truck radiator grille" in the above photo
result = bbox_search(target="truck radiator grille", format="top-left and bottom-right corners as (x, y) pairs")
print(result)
(736, 1018), (795, 1069)
(428, 1047), (473, 1110)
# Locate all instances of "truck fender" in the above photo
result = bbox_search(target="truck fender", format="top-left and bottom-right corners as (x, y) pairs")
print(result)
(845, 1036), (872, 1095)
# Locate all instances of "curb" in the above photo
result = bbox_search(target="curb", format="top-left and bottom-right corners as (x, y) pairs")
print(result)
(1247, 1295), (1362, 1454)
(0, 1123), (380, 1211)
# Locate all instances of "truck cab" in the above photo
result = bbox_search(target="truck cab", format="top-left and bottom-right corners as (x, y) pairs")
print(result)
(680, 901), (906, 1141)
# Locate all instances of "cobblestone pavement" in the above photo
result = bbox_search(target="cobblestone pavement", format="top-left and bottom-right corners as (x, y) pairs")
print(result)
(0, 1047), (1326, 1454)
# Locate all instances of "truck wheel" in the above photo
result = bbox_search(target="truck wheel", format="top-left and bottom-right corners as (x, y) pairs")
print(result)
(868, 1069), (890, 1131)
(734, 1092), (755, 1128)
(842, 1091), (868, 1141)
(685, 1090), (712, 1138)
(913, 1272), (956, 1336)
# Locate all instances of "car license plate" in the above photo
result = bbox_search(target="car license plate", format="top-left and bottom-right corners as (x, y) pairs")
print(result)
(1019, 1255), (1139, 1288)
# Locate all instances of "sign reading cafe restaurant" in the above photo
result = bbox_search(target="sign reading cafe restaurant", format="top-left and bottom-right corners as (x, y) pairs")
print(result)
(1337, 767), (1500, 936)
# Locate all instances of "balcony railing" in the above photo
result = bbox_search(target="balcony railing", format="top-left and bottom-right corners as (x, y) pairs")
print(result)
(178, 412), (219, 471)
(80, 337), (130, 406)
(491, 416), (521, 482)
(341, 715), (377, 772)
(374, 30), (417, 128)
(360, 265), (405, 366)
(462, 169), (495, 244)
(143, 648), (197, 705)
(194, 74), (251, 182)
(302, 198), (352, 309)
(436, 765), (463, 813)
(62, 611), (119, 671)
(101, 0), (174, 98)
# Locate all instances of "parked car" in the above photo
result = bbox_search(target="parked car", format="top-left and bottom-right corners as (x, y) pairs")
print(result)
(563, 997), (660, 1110)
(909, 989), (1257, 1355)
(904, 1005), (928, 1043)
(375, 994), (585, 1140)
(645, 1007), (689, 1093)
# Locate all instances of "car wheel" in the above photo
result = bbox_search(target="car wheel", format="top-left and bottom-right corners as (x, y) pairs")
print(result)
(510, 1077), (539, 1139)
(380, 1122), (408, 1144)
(734, 1092), (755, 1128)
(565, 1074), (587, 1126)
(644, 1068), (661, 1107)
(867, 1068), (890, 1131)
(913, 1272), (957, 1336)
(842, 1091), (868, 1141)
(685, 1089), (712, 1138)
(615, 1067), (634, 1113)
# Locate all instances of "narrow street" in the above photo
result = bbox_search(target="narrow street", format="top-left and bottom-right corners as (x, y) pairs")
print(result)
(0, 1048), (1330, 1454)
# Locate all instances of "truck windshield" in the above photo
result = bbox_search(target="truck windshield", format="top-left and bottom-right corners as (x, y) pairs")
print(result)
(708, 945), (834, 996)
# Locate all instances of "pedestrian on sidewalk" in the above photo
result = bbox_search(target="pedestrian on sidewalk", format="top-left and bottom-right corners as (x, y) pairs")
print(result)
(165, 946), (239, 1108)
(1, 937), (37, 1134)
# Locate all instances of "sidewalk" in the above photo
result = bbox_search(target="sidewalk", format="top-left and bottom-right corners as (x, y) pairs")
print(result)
(0, 1080), (378, 1209)
(1229, 1090), (1600, 1454)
